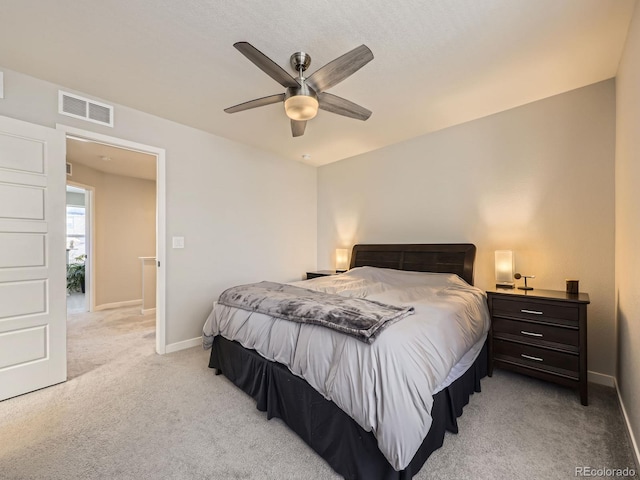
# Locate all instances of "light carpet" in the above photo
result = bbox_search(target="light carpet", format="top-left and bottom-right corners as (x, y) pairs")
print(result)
(0, 306), (637, 479)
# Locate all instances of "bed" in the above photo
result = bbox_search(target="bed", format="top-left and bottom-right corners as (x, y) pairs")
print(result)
(203, 244), (490, 479)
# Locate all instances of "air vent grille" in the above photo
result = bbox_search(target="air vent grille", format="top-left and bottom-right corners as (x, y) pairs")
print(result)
(58, 91), (114, 127)
(88, 102), (111, 124)
(62, 95), (86, 117)
(66, 163), (72, 176)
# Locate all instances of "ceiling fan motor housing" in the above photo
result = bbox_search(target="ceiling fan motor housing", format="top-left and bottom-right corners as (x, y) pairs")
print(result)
(290, 52), (311, 73)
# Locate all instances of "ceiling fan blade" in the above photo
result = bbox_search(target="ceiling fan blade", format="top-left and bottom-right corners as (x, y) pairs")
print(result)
(234, 42), (300, 89)
(318, 92), (372, 121)
(224, 94), (285, 114)
(306, 45), (373, 93)
(291, 120), (306, 137)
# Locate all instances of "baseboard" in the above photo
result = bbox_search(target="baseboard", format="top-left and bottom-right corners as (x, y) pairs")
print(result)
(165, 336), (202, 354)
(141, 307), (156, 315)
(587, 370), (615, 387)
(94, 299), (142, 311)
(615, 378), (640, 470)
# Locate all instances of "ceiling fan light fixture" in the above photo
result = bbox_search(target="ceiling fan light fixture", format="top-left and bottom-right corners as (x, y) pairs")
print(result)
(284, 94), (319, 121)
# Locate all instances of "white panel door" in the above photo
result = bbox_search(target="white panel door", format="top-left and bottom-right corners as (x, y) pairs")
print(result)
(0, 114), (66, 401)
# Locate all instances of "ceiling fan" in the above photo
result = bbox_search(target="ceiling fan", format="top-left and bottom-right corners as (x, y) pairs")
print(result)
(224, 42), (374, 137)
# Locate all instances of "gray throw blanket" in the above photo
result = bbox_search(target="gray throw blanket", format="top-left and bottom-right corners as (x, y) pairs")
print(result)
(218, 281), (414, 344)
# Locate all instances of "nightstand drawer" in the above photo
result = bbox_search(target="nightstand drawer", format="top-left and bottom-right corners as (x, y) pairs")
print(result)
(492, 297), (579, 324)
(492, 317), (579, 347)
(494, 339), (579, 373)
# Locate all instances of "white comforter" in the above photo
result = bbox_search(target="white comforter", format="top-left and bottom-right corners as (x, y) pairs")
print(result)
(202, 266), (490, 470)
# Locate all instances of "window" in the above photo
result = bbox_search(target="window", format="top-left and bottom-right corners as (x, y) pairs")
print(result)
(66, 205), (86, 262)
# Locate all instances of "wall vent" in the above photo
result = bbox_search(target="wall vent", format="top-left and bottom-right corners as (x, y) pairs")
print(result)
(58, 91), (114, 127)
(66, 163), (72, 176)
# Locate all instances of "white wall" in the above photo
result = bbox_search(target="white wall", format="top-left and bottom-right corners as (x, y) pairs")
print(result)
(70, 162), (156, 307)
(616, 1), (640, 464)
(0, 67), (317, 346)
(318, 80), (616, 378)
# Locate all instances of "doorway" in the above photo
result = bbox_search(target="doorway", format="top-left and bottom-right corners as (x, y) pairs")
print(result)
(65, 184), (91, 314)
(58, 124), (167, 354)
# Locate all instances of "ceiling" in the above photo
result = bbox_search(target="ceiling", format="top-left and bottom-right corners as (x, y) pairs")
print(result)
(0, 0), (635, 166)
(66, 138), (156, 181)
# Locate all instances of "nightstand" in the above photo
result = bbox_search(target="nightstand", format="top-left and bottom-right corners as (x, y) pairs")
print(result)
(487, 288), (590, 405)
(306, 270), (341, 280)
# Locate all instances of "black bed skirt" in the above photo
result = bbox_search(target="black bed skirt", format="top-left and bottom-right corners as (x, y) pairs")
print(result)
(208, 336), (488, 480)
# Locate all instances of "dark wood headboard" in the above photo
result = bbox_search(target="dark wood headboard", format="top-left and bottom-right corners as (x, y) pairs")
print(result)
(349, 244), (476, 286)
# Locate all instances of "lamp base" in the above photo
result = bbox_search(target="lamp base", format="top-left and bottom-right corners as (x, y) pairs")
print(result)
(496, 282), (515, 289)
(518, 286), (534, 291)
(336, 269), (347, 273)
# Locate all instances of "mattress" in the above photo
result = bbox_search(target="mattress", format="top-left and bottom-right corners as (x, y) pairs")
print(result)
(203, 266), (490, 470)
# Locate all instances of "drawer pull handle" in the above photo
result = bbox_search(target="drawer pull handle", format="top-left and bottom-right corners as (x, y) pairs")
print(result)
(521, 309), (543, 315)
(520, 330), (543, 337)
(521, 354), (544, 362)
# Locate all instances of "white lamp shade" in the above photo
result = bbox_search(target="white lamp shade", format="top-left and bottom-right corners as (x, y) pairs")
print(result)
(335, 249), (349, 271)
(284, 95), (319, 121)
(495, 250), (514, 287)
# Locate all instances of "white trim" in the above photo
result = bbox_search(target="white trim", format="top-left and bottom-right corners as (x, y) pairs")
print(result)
(56, 124), (167, 355)
(94, 299), (142, 311)
(155, 139), (166, 354)
(141, 307), (156, 315)
(165, 336), (202, 354)
(615, 378), (640, 470)
(587, 370), (615, 387)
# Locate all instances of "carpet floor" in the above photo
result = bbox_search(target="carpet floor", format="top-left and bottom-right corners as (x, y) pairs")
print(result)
(0, 306), (637, 479)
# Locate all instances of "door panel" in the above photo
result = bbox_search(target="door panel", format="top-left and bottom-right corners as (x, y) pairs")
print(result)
(0, 325), (48, 369)
(0, 280), (47, 318)
(0, 133), (45, 174)
(0, 183), (45, 220)
(0, 114), (66, 401)
(0, 233), (46, 268)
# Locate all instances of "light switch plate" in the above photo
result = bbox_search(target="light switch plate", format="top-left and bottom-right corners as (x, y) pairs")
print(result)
(172, 236), (184, 249)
